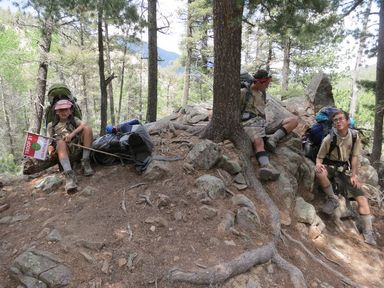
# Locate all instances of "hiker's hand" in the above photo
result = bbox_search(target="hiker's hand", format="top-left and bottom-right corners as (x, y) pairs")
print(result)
(350, 175), (361, 188)
(63, 133), (74, 143)
(48, 145), (55, 155)
(315, 163), (325, 174)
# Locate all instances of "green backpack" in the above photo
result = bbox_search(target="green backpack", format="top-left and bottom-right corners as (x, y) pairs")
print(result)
(44, 83), (82, 129)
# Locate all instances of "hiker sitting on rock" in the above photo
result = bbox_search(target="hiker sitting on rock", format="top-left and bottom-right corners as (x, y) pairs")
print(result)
(47, 99), (94, 193)
(315, 110), (376, 245)
(240, 69), (298, 181)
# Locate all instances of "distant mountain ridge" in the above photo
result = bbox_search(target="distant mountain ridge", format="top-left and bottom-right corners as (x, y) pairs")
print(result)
(127, 42), (180, 67)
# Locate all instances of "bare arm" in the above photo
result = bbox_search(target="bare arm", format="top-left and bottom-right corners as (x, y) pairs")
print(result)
(350, 155), (361, 188)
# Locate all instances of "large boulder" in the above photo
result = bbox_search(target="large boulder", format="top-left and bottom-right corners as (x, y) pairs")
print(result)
(305, 72), (335, 113)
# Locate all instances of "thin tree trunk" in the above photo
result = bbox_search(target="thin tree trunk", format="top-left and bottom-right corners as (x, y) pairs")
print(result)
(118, 35), (128, 123)
(146, 0), (158, 122)
(98, 1), (108, 136)
(349, 0), (372, 117)
(282, 38), (291, 91)
(104, 20), (116, 125)
(371, 0), (384, 168)
(80, 19), (90, 122)
(29, 15), (54, 134)
(266, 40), (273, 72)
(0, 79), (15, 156)
(182, 1), (193, 108)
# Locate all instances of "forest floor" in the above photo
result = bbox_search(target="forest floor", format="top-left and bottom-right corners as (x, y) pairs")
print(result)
(0, 128), (383, 288)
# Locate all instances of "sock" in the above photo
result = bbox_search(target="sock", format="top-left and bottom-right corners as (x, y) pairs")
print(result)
(272, 127), (288, 141)
(361, 214), (373, 232)
(60, 158), (72, 172)
(323, 185), (336, 198)
(82, 149), (90, 160)
(256, 151), (269, 167)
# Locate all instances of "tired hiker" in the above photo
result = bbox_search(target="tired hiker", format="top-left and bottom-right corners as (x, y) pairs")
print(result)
(315, 110), (376, 245)
(240, 69), (298, 181)
(47, 97), (94, 193)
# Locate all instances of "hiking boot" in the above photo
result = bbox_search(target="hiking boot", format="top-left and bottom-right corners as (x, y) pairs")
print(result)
(322, 196), (339, 215)
(64, 170), (77, 193)
(258, 164), (280, 181)
(265, 137), (278, 153)
(363, 230), (377, 246)
(81, 159), (94, 176)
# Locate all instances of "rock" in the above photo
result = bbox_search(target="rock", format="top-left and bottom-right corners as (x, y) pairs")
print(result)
(195, 175), (225, 199)
(77, 240), (105, 251)
(234, 183), (248, 191)
(143, 161), (170, 181)
(224, 240), (236, 246)
(358, 164), (379, 187)
(294, 197), (317, 225)
(186, 140), (221, 170)
(81, 186), (97, 197)
(231, 194), (258, 216)
(34, 175), (63, 193)
(117, 258), (127, 267)
(236, 207), (260, 229)
(156, 194), (171, 208)
(11, 249), (71, 287)
(46, 229), (62, 242)
(217, 155), (242, 175)
(145, 216), (168, 227)
(199, 205), (218, 219)
(234, 173), (247, 185)
(305, 72), (335, 113)
(217, 210), (235, 234)
(0, 214), (30, 224)
(79, 250), (95, 263)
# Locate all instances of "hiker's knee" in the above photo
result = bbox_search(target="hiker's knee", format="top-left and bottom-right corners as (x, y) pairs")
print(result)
(316, 171), (330, 187)
(253, 137), (264, 151)
(282, 116), (298, 132)
(356, 196), (370, 214)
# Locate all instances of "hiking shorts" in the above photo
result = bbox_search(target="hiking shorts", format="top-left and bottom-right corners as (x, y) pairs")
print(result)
(325, 165), (365, 198)
(242, 116), (267, 139)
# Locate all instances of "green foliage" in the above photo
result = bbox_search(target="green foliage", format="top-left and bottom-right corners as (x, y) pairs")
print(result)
(0, 154), (21, 174)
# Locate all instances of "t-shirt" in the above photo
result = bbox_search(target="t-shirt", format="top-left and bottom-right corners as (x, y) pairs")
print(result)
(240, 88), (266, 118)
(317, 129), (361, 162)
(47, 117), (82, 140)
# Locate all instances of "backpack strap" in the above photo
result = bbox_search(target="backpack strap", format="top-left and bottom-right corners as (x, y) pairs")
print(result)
(349, 129), (357, 163)
(241, 87), (253, 114)
(326, 130), (340, 160)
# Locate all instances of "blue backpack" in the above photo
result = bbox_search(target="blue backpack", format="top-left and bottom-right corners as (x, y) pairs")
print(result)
(302, 107), (357, 162)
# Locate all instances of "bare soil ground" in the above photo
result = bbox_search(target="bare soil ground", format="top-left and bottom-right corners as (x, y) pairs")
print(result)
(0, 130), (383, 287)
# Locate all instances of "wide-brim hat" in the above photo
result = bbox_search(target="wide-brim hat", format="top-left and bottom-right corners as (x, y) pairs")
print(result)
(54, 99), (73, 110)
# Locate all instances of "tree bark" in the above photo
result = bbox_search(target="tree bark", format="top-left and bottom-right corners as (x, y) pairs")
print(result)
(349, 0), (372, 117)
(182, 0), (193, 108)
(80, 18), (90, 122)
(282, 38), (291, 91)
(104, 20), (116, 125)
(0, 79), (15, 156)
(98, 0), (108, 136)
(118, 32), (128, 123)
(29, 15), (54, 134)
(202, 0), (244, 142)
(371, 0), (384, 168)
(146, 0), (158, 122)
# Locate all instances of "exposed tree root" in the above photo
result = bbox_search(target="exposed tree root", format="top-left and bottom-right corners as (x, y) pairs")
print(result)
(167, 131), (308, 287)
(168, 243), (275, 284)
(281, 230), (362, 288)
(272, 253), (307, 288)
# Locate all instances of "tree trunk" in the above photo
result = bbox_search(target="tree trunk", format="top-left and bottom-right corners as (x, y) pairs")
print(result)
(80, 18), (90, 122)
(182, 0), (193, 108)
(0, 79), (15, 156)
(202, 0), (244, 142)
(29, 15), (54, 134)
(266, 40), (273, 72)
(98, 1), (108, 136)
(146, 0), (158, 122)
(349, 0), (372, 117)
(104, 20), (116, 125)
(118, 39), (128, 123)
(371, 0), (384, 168)
(282, 38), (291, 91)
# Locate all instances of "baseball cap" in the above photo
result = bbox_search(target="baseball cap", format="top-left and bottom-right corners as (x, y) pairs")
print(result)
(54, 99), (73, 110)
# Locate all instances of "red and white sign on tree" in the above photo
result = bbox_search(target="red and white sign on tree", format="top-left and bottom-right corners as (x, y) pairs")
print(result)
(23, 132), (49, 160)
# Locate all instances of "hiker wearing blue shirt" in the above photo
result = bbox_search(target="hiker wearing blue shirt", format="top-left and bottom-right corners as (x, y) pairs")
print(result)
(315, 110), (376, 245)
(240, 69), (298, 181)
(47, 99), (95, 193)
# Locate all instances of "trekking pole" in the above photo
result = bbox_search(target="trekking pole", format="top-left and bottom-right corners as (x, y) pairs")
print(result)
(24, 131), (132, 161)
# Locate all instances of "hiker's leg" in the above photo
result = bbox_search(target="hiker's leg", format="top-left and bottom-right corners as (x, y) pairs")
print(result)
(355, 195), (370, 215)
(253, 137), (279, 181)
(265, 116), (298, 152)
(57, 139), (77, 192)
(316, 167), (339, 214)
(56, 140), (71, 171)
(281, 116), (298, 133)
(356, 195), (376, 245)
(80, 125), (94, 176)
